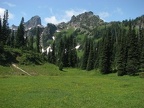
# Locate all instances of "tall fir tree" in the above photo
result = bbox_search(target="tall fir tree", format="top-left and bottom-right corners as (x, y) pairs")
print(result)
(16, 17), (25, 48)
(51, 41), (56, 64)
(29, 36), (34, 50)
(0, 17), (2, 44)
(10, 30), (15, 47)
(126, 22), (139, 75)
(1, 10), (10, 45)
(81, 37), (90, 70)
(100, 29), (113, 74)
(139, 28), (144, 68)
(86, 39), (94, 71)
(36, 27), (40, 53)
(117, 29), (128, 76)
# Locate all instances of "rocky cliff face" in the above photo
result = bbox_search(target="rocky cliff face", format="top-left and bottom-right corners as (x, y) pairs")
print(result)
(68, 11), (104, 28)
(24, 15), (42, 29)
(57, 11), (104, 30)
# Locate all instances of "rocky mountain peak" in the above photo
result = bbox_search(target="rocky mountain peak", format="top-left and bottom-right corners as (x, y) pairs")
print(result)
(67, 11), (104, 29)
(24, 15), (41, 29)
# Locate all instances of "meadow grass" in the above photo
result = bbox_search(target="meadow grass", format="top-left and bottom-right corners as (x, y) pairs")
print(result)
(0, 64), (144, 108)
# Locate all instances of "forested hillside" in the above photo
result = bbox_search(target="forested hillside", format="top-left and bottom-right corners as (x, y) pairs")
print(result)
(0, 10), (144, 76)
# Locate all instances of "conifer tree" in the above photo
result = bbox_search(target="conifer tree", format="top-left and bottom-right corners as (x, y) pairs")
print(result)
(86, 39), (94, 71)
(51, 41), (56, 64)
(1, 10), (10, 45)
(81, 37), (90, 70)
(117, 29), (127, 76)
(126, 22), (139, 75)
(140, 28), (144, 68)
(94, 41), (102, 69)
(100, 29), (113, 74)
(36, 27), (40, 53)
(58, 38), (64, 65)
(16, 17), (25, 48)
(0, 17), (2, 44)
(29, 36), (33, 50)
(10, 30), (15, 47)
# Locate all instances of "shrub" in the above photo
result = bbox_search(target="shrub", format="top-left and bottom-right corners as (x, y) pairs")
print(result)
(139, 72), (144, 78)
(19, 52), (46, 65)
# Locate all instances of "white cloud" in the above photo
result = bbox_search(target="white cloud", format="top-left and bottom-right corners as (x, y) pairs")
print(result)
(0, 8), (14, 19)
(44, 9), (87, 25)
(114, 8), (123, 15)
(98, 12), (110, 21)
(44, 16), (66, 25)
(65, 9), (86, 18)
(3, 2), (16, 7)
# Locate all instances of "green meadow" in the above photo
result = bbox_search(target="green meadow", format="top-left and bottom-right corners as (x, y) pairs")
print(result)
(0, 64), (144, 108)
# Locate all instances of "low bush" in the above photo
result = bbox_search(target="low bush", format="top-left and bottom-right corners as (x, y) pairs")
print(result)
(19, 52), (46, 65)
(139, 72), (144, 78)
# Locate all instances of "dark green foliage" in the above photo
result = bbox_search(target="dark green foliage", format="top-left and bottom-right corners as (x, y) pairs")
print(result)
(139, 72), (144, 78)
(15, 17), (25, 48)
(36, 27), (40, 53)
(139, 28), (144, 68)
(100, 29), (113, 74)
(57, 35), (78, 67)
(117, 29), (127, 76)
(59, 62), (63, 71)
(29, 36), (34, 50)
(86, 39), (94, 71)
(10, 30), (15, 47)
(126, 22), (139, 75)
(0, 47), (21, 65)
(1, 10), (10, 45)
(47, 41), (56, 64)
(81, 37), (90, 70)
(19, 51), (46, 65)
(94, 41), (102, 69)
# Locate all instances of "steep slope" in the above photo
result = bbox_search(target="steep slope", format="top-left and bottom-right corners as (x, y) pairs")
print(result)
(57, 11), (104, 30)
(25, 15), (42, 30)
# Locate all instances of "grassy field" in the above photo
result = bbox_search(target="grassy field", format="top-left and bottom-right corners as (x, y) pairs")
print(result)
(0, 64), (144, 108)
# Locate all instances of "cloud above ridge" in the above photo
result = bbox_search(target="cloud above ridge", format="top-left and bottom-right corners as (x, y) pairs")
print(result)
(44, 9), (87, 25)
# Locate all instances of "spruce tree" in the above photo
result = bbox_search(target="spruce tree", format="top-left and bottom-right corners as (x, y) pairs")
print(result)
(0, 17), (2, 44)
(100, 29), (113, 74)
(1, 10), (10, 45)
(10, 30), (15, 47)
(36, 27), (40, 53)
(16, 17), (25, 48)
(117, 29), (127, 76)
(86, 39), (94, 71)
(140, 28), (144, 68)
(126, 22), (139, 75)
(29, 36), (33, 50)
(51, 41), (56, 64)
(81, 37), (90, 70)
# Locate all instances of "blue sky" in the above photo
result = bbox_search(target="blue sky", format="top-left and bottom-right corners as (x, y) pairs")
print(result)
(0, 0), (144, 26)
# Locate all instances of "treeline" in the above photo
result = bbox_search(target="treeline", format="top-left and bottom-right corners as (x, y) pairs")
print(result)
(81, 21), (144, 76)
